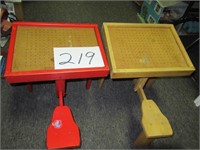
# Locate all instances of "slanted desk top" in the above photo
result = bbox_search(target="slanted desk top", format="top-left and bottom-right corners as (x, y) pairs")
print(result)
(102, 23), (195, 79)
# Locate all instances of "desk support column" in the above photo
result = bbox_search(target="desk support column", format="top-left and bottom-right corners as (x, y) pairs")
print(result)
(134, 78), (156, 90)
(134, 78), (148, 92)
(58, 91), (64, 106)
(99, 78), (105, 89)
(55, 80), (66, 98)
(133, 130), (153, 147)
(137, 87), (147, 103)
(86, 79), (92, 90)
(133, 78), (173, 147)
(145, 78), (156, 88)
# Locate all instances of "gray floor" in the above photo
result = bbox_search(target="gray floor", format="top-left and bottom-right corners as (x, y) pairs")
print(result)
(1, 1), (199, 149)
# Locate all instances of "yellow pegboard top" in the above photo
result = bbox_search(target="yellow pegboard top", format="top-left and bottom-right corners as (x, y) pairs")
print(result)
(103, 23), (195, 78)
(12, 26), (98, 72)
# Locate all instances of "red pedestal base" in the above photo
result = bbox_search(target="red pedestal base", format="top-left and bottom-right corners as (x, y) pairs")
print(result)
(46, 106), (80, 149)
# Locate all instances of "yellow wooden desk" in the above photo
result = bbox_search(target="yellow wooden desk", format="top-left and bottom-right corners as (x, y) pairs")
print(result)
(101, 23), (195, 147)
(102, 23), (194, 79)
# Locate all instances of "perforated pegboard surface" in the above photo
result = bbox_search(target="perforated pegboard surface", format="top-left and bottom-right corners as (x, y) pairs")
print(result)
(12, 26), (98, 72)
(106, 25), (188, 69)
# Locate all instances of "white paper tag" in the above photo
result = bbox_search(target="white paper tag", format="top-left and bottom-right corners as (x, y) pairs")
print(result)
(54, 46), (105, 69)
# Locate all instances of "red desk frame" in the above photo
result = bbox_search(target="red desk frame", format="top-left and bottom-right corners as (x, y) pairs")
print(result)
(5, 22), (109, 97)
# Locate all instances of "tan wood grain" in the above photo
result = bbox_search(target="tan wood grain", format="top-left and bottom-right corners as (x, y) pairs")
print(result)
(102, 23), (195, 78)
(141, 99), (173, 138)
(12, 26), (98, 72)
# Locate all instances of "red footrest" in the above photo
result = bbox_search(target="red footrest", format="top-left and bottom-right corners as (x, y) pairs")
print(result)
(46, 106), (80, 149)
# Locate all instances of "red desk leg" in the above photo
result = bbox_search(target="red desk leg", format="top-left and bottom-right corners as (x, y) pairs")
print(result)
(55, 80), (66, 98)
(58, 91), (64, 106)
(86, 79), (92, 90)
(55, 80), (66, 106)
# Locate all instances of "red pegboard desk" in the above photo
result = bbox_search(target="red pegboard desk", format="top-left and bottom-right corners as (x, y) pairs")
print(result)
(4, 22), (110, 149)
(4, 22), (109, 94)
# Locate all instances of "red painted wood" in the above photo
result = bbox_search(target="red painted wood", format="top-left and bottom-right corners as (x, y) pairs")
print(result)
(55, 80), (66, 98)
(4, 22), (109, 84)
(46, 106), (80, 149)
(86, 79), (92, 90)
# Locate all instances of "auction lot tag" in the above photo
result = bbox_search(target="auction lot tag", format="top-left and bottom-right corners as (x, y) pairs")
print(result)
(54, 46), (104, 69)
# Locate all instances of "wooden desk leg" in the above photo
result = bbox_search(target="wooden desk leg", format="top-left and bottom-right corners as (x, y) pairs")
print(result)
(58, 91), (64, 106)
(133, 79), (137, 85)
(145, 78), (156, 88)
(55, 80), (66, 106)
(134, 78), (153, 147)
(136, 87), (147, 103)
(27, 84), (33, 92)
(55, 80), (66, 98)
(86, 79), (92, 90)
(134, 78), (148, 92)
(99, 78), (105, 89)
(134, 130), (153, 147)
